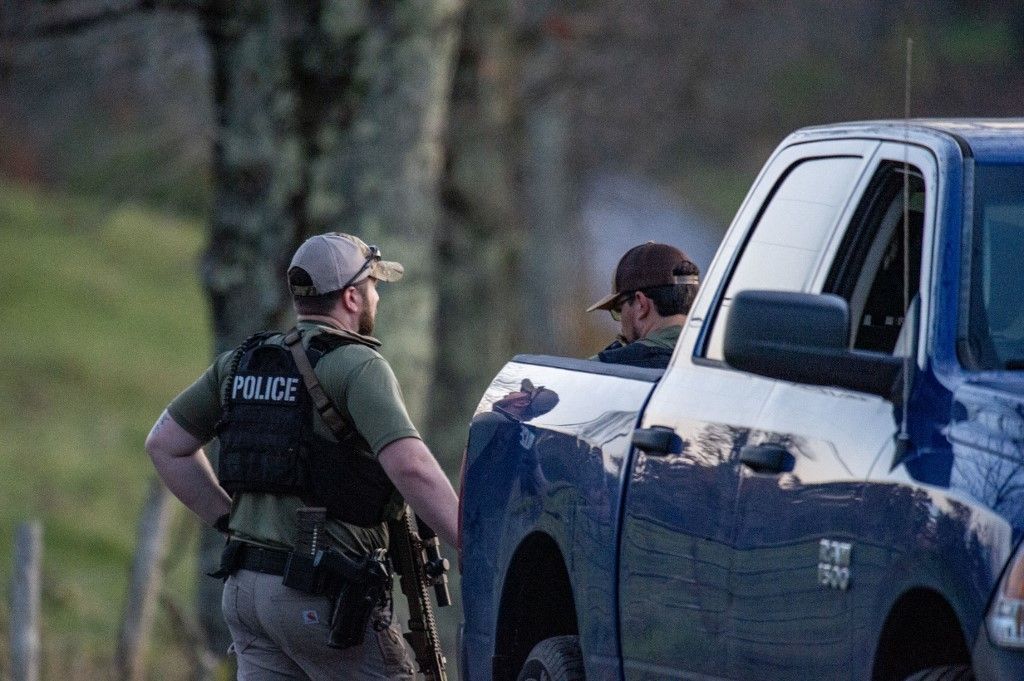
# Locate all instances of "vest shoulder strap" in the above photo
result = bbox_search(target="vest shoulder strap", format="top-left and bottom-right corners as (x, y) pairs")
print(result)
(283, 328), (350, 441)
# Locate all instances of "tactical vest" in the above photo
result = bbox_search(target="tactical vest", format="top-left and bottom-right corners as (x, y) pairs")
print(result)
(215, 330), (399, 527)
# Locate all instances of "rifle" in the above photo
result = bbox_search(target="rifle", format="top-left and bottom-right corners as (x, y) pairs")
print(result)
(388, 506), (451, 681)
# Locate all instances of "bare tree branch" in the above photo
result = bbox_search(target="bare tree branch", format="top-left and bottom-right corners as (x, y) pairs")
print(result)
(4, 0), (203, 39)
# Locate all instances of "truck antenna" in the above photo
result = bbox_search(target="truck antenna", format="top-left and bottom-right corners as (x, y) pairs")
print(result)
(895, 37), (914, 466)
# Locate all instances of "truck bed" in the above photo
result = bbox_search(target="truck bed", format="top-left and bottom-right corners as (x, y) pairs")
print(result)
(460, 354), (661, 681)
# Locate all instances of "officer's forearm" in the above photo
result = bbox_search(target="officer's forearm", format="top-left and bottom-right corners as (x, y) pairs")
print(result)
(379, 437), (459, 549)
(151, 448), (231, 525)
(145, 410), (231, 526)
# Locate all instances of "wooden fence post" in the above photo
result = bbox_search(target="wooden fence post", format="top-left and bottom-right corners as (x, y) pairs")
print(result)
(11, 520), (42, 681)
(116, 477), (175, 681)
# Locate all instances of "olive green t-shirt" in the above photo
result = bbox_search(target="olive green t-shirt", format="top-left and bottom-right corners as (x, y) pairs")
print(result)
(638, 324), (682, 350)
(166, 321), (420, 558)
(588, 324), (682, 361)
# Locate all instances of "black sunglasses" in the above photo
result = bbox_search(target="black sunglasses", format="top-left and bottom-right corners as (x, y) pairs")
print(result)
(339, 245), (381, 291)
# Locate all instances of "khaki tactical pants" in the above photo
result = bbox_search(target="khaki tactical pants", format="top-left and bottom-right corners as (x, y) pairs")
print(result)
(222, 570), (416, 680)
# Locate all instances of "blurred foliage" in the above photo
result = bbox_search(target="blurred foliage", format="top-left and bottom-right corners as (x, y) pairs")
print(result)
(670, 162), (760, 227)
(0, 11), (213, 219)
(774, 57), (847, 119)
(939, 18), (1016, 63)
(0, 181), (211, 678)
(57, 124), (213, 218)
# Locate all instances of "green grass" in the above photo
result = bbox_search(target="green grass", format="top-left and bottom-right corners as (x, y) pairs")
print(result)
(0, 182), (212, 677)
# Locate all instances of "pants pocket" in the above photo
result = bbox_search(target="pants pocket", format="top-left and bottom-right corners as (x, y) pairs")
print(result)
(222, 578), (259, 655)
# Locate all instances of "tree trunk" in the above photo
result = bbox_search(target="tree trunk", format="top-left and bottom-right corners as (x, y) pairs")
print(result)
(197, 0), (463, 655)
(304, 0), (465, 422)
(518, 2), (583, 356)
(429, 0), (524, 465)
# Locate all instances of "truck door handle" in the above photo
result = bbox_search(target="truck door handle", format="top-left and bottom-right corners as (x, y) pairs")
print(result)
(739, 444), (794, 474)
(632, 426), (682, 456)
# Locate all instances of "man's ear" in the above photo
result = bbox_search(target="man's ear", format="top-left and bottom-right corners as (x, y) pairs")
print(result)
(634, 290), (653, 318)
(340, 286), (362, 313)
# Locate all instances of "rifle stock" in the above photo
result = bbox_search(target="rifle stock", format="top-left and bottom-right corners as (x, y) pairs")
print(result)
(389, 506), (450, 681)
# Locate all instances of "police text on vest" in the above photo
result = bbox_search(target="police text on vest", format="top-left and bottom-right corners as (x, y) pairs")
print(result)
(232, 375), (300, 402)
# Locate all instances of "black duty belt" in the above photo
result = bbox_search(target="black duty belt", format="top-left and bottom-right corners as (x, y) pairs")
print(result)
(235, 543), (290, 576)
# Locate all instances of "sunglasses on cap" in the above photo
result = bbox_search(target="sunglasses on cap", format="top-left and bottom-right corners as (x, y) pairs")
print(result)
(339, 245), (381, 290)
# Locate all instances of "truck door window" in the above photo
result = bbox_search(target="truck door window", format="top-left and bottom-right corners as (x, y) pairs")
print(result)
(963, 163), (1024, 370)
(824, 163), (924, 355)
(702, 156), (864, 361)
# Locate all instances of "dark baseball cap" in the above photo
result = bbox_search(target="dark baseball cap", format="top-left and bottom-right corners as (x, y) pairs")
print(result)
(587, 242), (699, 312)
(288, 233), (403, 296)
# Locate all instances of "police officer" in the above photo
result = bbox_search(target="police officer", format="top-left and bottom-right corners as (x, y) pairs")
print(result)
(587, 242), (700, 368)
(145, 233), (458, 680)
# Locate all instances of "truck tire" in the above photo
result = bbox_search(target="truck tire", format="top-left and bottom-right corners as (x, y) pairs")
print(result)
(902, 665), (974, 681)
(516, 635), (585, 681)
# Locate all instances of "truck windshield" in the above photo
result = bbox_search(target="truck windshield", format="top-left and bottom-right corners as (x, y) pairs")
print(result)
(965, 163), (1024, 370)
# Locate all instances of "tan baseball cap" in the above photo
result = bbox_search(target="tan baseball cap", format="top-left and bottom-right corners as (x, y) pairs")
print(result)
(587, 242), (699, 312)
(288, 233), (404, 296)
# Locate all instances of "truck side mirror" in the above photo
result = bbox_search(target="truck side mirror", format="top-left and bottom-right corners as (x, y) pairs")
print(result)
(723, 290), (904, 401)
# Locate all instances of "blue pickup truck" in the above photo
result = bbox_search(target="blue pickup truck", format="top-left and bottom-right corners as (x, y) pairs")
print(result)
(459, 120), (1024, 681)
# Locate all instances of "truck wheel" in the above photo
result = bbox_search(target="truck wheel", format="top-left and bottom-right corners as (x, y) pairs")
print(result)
(902, 665), (974, 681)
(516, 635), (585, 681)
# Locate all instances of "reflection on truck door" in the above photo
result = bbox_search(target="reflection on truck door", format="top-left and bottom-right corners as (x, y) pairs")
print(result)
(726, 148), (933, 678)
(618, 142), (876, 680)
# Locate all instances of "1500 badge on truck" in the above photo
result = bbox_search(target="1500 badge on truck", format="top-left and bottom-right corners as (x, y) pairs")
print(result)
(459, 120), (1024, 681)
